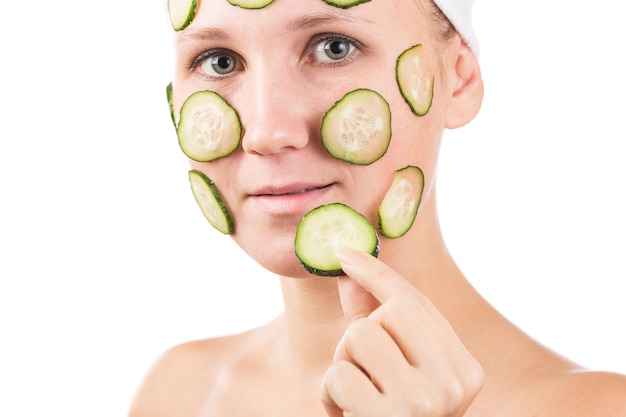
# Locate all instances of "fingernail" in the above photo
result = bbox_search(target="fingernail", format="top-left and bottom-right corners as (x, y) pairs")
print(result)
(337, 249), (368, 266)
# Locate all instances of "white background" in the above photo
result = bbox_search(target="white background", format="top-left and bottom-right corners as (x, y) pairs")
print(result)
(1, 1), (625, 416)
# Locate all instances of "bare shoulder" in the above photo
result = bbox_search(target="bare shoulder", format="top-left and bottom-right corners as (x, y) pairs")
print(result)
(127, 332), (251, 417)
(504, 370), (626, 416)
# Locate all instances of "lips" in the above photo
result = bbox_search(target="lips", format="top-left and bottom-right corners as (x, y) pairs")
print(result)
(248, 182), (335, 215)
(251, 183), (334, 197)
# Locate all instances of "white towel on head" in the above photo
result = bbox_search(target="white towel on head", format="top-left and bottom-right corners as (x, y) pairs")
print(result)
(432, 0), (479, 55)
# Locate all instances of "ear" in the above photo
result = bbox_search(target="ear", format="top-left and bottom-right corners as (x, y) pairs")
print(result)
(445, 37), (484, 129)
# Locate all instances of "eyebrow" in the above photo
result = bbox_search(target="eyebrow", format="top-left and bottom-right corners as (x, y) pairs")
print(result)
(176, 27), (229, 47)
(287, 11), (375, 31)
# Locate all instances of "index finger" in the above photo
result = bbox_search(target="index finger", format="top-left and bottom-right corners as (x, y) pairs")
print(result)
(337, 249), (440, 318)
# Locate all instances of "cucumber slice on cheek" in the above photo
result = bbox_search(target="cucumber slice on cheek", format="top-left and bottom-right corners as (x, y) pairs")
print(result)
(396, 44), (434, 116)
(295, 203), (380, 277)
(168, 0), (198, 31)
(188, 170), (234, 234)
(177, 90), (242, 162)
(166, 83), (176, 128)
(321, 89), (392, 165)
(378, 165), (424, 238)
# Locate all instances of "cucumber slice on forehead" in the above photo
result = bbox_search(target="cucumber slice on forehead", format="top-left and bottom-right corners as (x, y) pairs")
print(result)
(227, 0), (276, 8)
(177, 90), (242, 162)
(322, 0), (371, 8)
(321, 88), (392, 165)
(168, 0), (198, 31)
(188, 170), (234, 234)
(396, 44), (434, 116)
(378, 165), (424, 238)
(295, 203), (380, 277)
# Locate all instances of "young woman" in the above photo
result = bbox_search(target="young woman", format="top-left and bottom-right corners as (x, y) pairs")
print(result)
(130, 0), (626, 415)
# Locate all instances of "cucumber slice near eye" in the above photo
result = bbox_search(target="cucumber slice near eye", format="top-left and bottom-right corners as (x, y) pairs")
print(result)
(168, 0), (199, 31)
(321, 0), (371, 8)
(295, 203), (380, 277)
(226, 0), (276, 8)
(166, 82), (176, 128)
(396, 44), (434, 116)
(378, 165), (424, 238)
(321, 88), (392, 165)
(177, 90), (242, 162)
(188, 170), (234, 234)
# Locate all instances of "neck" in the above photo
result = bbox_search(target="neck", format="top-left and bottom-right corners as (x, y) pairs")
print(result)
(274, 189), (486, 371)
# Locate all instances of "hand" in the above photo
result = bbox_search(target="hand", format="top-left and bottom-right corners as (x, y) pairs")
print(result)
(320, 250), (484, 417)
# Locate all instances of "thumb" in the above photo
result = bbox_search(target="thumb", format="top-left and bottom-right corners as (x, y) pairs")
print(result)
(336, 276), (380, 322)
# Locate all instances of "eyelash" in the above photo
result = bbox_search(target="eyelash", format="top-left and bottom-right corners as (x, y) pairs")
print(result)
(186, 33), (363, 80)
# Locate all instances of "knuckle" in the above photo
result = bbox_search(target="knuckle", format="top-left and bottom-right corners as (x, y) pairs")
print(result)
(344, 317), (376, 345)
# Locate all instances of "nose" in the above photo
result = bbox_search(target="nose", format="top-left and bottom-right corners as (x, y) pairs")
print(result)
(239, 66), (312, 156)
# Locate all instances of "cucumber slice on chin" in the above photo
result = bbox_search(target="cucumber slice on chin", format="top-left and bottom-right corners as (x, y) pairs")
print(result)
(188, 170), (234, 234)
(295, 203), (380, 277)
(168, 0), (198, 31)
(321, 88), (392, 165)
(177, 90), (242, 162)
(378, 165), (424, 238)
(396, 44), (434, 116)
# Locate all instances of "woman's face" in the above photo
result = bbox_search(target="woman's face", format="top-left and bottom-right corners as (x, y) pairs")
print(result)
(173, 0), (454, 277)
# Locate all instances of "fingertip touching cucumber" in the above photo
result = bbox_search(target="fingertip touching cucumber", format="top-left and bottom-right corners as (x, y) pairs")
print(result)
(168, 0), (199, 31)
(295, 203), (380, 277)
(396, 44), (434, 116)
(378, 165), (424, 238)
(188, 169), (234, 234)
(321, 0), (371, 8)
(177, 90), (242, 162)
(321, 88), (392, 165)
(166, 82), (176, 128)
(227, 0), (275, 8)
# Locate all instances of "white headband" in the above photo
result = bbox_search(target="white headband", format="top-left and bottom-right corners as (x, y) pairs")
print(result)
(431, 0), (479, 55)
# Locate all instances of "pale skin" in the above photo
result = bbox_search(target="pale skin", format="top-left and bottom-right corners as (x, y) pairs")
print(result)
(129, 0), (626, 415)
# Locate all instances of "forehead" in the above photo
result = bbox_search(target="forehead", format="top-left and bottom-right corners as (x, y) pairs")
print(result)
(176, 0), (429, 41)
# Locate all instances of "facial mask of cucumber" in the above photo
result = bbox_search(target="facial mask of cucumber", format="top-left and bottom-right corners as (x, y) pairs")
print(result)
(168, 40), (434, 274)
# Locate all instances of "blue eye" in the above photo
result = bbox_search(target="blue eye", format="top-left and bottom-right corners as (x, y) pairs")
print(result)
(313, 37), (357, 62)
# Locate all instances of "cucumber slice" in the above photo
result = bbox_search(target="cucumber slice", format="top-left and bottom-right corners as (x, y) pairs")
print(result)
(168, 0), (198, 31)
(166, 82), (176, 128)
(177, 90), (242, 162)
(227, 0), (275, 8)
(322, 0), (371, 8)
(188, 170), (234, 234)
(396, 44), (434, 116)
(321, 88), (391, 165)
(378, 165), (424, 238)
(295, 203), (380, 277)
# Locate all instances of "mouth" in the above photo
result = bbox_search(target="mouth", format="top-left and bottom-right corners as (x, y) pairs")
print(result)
(252, 183), (334, 197)
(249, 183), (336, 215)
